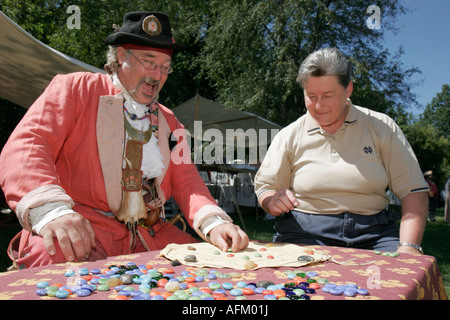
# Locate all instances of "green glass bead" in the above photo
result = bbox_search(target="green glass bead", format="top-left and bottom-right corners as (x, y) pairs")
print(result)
(97, 284), (110, 291)
(389, 252), (400, 257)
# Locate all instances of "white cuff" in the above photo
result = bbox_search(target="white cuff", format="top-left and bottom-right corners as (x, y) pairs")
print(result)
(200, 215), (231, 238)
(30, 202), (77, 235)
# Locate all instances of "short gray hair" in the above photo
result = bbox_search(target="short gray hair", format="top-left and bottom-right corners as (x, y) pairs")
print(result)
(296, 47), (352, 89)
(104, 45), (119, 75)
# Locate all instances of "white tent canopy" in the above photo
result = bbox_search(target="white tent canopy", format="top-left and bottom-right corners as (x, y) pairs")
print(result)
(172, 94), (281, 149)
(0, 11), (104, 108)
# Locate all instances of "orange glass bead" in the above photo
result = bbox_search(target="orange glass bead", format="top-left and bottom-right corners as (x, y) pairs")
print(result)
(262, 289), (273, 295)
(82, 275), (93, 281)
(199, 287), (212, 294)
(157, 278), (168, 287)
(164, 268), (175, 274)
(161, 292), (172, 299)
(213, 293), (226, 299)
(310, 283), (320, 289)
(273, 289), (286, 298)
(242, 288), (254, 295)
(114, 295), (128, 300)
(186, 283), (198, 288)
(293, 276), (306, 284)
(150, 290), (162, 297)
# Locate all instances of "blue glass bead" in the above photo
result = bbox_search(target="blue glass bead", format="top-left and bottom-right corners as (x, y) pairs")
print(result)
(76, 289), (91, 297)
(255, 287), (265, 294)
(305, 288), (315, 294)
(55, 290), (70, 299)
(321, 286), (331, 293)
(329, 288), (344, 295)
(118, 290), (130, 296)
(90, 278), (100, 285)
(299, 282), (310, 287)
(36, 281), (49, 289)
(230, 288), (242, 296)
(79, 268), (89, 276)
(65, 270), (76, 277)
(344, 287), (357, 297)
(214, 289), (226, 295)
(90, 268), (101, 274)
(81, 284), (96, 292)
(36, 288), (47, 296)
(192, 290), (203, 297)
(76, 279), (87, 286)
(236, 281), (247, 288)
(206, 274), (217, 280)
(267, 285), (278, 291)
(285, 291), (296, 297)
(306, 271), (317, 277)
(179, 283), (187, 290)
(202, 297), (214, 300)
(222, 282), (233, 290)
(151, 295), (164, 300)
(357, 288), (369, 295)
(129, 290), (143, 298)
(114, 285), (125, 291)
(300, 294), (310, 300)
(195, 276), (205, 282)
(264, 294), (277, 300)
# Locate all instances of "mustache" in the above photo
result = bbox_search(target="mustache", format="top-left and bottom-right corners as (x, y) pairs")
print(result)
(129, 77), (160, 96)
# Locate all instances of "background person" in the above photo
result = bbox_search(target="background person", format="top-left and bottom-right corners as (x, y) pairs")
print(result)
(255, 47), (428, 255)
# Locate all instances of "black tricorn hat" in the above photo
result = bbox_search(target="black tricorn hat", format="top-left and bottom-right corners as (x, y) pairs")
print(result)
(105, 11), (184, 51)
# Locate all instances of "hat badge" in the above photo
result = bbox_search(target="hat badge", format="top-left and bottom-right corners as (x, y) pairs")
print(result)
(142, 15), (162, 36)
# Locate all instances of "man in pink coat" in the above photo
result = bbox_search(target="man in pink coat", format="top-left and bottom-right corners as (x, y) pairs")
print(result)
(0, 11), (248, 269)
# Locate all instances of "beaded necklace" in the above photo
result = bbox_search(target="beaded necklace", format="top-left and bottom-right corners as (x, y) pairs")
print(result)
(123, 100), (159, 141)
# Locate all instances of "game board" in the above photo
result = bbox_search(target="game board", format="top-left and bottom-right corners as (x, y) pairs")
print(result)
(159, 241), (330, 270)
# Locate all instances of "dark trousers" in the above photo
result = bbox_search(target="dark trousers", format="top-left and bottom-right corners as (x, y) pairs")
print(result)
(274, 209), (400, 252)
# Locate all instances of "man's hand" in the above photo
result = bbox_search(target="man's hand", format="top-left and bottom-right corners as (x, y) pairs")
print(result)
(261, 189), (299, 216)
(40, 213), (96, 262)
(209, 223), (249, 252)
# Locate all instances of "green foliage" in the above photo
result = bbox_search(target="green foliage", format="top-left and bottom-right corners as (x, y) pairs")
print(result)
(404, 84), (450, 188)
(0, 0), (445, 175)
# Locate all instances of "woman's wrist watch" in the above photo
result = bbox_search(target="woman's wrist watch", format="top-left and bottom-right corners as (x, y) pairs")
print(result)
(397, 242), (424, 254)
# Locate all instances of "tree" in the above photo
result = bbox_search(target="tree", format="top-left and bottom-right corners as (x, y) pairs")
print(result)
(404, 84), (450, 189)
(198, 0), (419, 126)
(419, 84), (450, 139)
(0, 0), (421, 125)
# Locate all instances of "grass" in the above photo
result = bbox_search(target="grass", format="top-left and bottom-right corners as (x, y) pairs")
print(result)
(1, 206), (449, 298)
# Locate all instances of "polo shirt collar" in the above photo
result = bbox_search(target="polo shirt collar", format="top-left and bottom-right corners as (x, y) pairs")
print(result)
(305, 99), (358, 135)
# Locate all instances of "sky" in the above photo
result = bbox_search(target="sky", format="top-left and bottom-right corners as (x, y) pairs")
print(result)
(382, 0), (450, 116)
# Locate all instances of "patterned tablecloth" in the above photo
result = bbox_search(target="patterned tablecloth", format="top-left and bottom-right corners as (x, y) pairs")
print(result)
(0, 243), (447, 301)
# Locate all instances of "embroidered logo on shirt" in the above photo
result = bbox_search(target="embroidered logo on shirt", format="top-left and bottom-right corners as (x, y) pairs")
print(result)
(363, 146), (373, 154)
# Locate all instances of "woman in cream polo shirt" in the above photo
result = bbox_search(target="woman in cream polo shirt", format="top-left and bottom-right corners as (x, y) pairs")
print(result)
(255, 47), (429, 254)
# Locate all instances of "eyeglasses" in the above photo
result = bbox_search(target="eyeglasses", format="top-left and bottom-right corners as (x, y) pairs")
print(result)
(128, 50), (173, 74)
